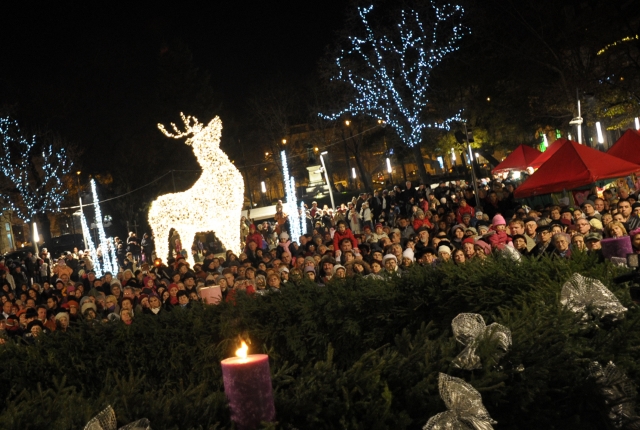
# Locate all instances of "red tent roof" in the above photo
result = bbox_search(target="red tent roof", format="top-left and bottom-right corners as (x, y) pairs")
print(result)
(607, 129), (640, 165)
(492, 145), (541, 174)
(528, 138), (567, 169)
(514, 139), (640, 198)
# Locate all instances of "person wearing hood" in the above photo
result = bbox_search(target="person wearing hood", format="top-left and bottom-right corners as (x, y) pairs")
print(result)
(332, 265), (347, 279)
(245, 224), (265, 252)
(276, 232), (297, 259)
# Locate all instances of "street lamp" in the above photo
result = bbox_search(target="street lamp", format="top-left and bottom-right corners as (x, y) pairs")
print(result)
(595, 122), (605, 146)
(282, 139), (287, 144)
(569, 94), (583, 144)
(352, 167), (356, 179)
(319, 151), (335, 210)
(260, 181), (267, 206)
(345, 120), (351, 126)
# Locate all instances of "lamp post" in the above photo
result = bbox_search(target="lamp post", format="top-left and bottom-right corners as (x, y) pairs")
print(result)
(343, 120), (353, 190)
(570, 90), (584, 144)
(595, 122), (605, 150)
(319, 151), (335, 210)
(462, 123), (481, 208)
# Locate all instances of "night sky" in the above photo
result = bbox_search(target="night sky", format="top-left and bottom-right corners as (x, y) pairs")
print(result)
(0, 0), (346, 151)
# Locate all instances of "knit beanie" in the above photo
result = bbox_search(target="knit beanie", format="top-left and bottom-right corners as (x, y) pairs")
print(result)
(492, 214), (506, 226)
(402, 248), (415, 262)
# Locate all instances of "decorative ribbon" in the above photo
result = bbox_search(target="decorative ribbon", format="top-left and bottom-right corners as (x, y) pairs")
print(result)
(561, 273), (627, 322)
(84, 405), (151, 430)
(451, 313), (511, 370)
(424, 373), (497, 430)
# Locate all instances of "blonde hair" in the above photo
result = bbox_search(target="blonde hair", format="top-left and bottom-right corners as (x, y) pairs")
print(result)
(607, 221), (627, 237)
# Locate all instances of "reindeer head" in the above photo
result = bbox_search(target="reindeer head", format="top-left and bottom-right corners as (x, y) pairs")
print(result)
(158, 113), (222, 152)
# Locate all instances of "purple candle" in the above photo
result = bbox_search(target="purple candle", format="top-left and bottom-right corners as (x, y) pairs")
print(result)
(221, 342), (276, 430)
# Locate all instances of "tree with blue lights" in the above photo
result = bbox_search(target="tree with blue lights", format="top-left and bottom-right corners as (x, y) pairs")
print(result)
(323, 2), (468, 183)
(0, 117), (72, 245)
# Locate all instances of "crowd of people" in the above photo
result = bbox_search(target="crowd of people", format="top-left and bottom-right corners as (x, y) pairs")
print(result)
(1, 178), (639, 343)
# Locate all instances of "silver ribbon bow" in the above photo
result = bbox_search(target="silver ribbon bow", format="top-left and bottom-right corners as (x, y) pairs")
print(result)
(84, 405), (151, 430)
(424, 373), (497, 430)
(589, 361), (640, 429)
(560, 273), (627, 322)
(451, 313), (512, 370)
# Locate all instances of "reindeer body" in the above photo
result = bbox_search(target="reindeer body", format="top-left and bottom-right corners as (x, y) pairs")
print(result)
(148, 114), (244, 266)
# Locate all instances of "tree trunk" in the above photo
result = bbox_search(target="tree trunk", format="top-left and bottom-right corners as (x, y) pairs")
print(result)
(412, 145), (429, 185)
(353, 150), (373, 194)
(349, 141), (373, 193)
(35, 212), (51, 253)
(476, 148), (500, 167)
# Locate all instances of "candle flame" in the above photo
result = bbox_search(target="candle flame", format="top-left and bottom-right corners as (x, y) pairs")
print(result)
(236, 341), (248, 359)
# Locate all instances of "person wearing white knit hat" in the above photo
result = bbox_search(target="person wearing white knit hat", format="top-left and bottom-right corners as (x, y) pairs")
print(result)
(382, 254), (399, 274)
(437, 244), (452, 262)
(401, 248), (414, 270)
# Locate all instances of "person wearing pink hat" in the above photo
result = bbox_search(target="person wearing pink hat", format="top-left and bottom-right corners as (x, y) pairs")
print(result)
(488, 214), (512, 250)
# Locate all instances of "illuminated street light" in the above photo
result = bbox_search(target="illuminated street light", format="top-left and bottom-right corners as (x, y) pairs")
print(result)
(345, 120), (351, 126)
(352, 167), (356, 179)
(386, 157), (392, 173)
(595, 122), (604, 144)
(282, 139), (287, 144)
(261, 181), (266, 193)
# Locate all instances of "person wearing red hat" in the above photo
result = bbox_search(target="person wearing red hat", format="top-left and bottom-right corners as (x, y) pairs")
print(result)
(462, 237), (476, 260)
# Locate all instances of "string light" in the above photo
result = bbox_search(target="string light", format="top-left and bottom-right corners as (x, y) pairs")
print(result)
(597, 34), (639, 56)
(149, 114), (244, 265)
(321, 3), (469, 147)
(299, 200), (307, 236)
(280, 150), (301, 242)
(90, 179), (118, 275)
(79, 207), (102, 278)
(0, 117), (71, 222)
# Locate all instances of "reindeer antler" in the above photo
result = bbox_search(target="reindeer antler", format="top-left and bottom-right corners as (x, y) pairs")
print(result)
(157, 112), (203, 139)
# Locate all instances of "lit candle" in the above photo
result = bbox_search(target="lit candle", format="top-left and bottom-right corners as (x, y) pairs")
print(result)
(221, 341), (276, 429)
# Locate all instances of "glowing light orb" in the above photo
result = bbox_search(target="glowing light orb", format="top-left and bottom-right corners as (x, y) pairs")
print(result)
(148, 114), (244, 266)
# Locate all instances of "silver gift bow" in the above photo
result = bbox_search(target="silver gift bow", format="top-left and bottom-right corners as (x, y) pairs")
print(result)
(451, 313), (512, 370)
(589, 361), (640, 430)
(560, 273), (627, 322)
(424, 373), (497, 430)
(84, 405), (151, 430)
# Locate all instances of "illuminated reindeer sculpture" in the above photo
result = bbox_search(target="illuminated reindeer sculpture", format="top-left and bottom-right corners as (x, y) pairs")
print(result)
(148, 113), (244, 265)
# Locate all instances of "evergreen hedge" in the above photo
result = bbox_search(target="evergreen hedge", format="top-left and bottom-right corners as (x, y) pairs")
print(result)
(1, 253), (639, 429)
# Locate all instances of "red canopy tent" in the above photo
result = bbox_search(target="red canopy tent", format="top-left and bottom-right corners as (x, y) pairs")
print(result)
(607, 129), (640, 165)
(514, 139), (640, 198)
(492, 144), (541, 174)
(528, 138), (567, 169)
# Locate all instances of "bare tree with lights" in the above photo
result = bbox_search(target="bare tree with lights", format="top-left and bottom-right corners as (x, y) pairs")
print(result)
(0, 117), (72, 247)
(322, 2), (468, 184)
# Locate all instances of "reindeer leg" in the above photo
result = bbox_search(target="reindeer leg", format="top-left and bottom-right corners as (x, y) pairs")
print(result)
(151, 221), (171, 264)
